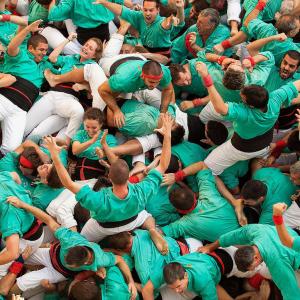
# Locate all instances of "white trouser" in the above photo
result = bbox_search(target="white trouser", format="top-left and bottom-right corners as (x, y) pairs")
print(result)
(204, 139), (270, 175)
(81, 210), (151, 242)
(160, 286), (197, 300)
(133, 88), (162, 109)
(16, 248), (66, 292)
(0, 233), (44, 278)
(25, 91), (84, 140)
(15, 0), (28, 15)
(40, 27), (81, 55)
(0, 94), (27, 154)
(284, 201), (300, 228)
(83, 64), (108, 110)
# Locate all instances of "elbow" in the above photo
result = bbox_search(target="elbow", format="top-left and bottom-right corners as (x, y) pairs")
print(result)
(48, 56), (57, 64)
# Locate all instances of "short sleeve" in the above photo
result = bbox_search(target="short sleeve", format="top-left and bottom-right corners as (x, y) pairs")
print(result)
(223, 102), (249, 122)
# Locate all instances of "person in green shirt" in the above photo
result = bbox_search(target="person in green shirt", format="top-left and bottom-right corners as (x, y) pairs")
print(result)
(94, 0), (185, 53)
(240, 167), (297, 225)
(200, 224), (300, 300)
(171, 8), (231, 64)
(5, 196), (137, 298)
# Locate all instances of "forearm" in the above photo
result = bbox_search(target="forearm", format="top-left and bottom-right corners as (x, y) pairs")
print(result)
(102, 144), (119, 164)
(182, 161), (207, 176)
(253, 53), (268, 64)
(48, 41), (70, 63)
(7, 25), (30, 55)
(275, 223), (294, 248)
(161, 85), (174, 111)
(101, 1), (123, 15)
(0, 273), (17, 296)
(243, 8), (261, 27)
(215, 176), (238, 208)
(116, 256), (134, 285)
(206, 53), (222, 63)
(72, 140), (93, 156)
(99, 88), (121, 113)
(0, 251), (18, 265)
(6, 15), (28, 26)
(246, 36), (278, 56)
(176, 5), (185, 24)
(157, 134), (171, 173)
(226, 31), (247, 47)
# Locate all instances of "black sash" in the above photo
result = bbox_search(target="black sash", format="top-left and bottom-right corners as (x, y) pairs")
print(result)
(77, 23), (109, 44)
(51, 83), (80, 98)
(97, 214), (138, 228)
(187, 114), (206, 145)
(109, 56), (144, 76)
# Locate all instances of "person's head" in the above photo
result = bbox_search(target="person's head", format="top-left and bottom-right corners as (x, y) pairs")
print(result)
(166, 154), (181, 173)
(19, 147), (43, 176)
(290, 161), (300, 185)
(80, 38), (103, 62)
(69, 276), (101, 300)
(65, 246), (93, 268)
(37, 164), (63, 188)
(169, 187), (195, 213)
(27, 34), (48, 63)
(234, 246), (262, 272)
(279, 51), (300, 79)
(205, 120), (228, 146)
(108, 159), (129, 185)
(120, 43), (135, 54)
(240, 85), (269, 110)
(105, 231), (133, 252)
(276, 14), (300, 37)
(240, 180), (267, 206)
(287, 130), (300, 153)
(169, 63), (192, 86)
(189, 0), (205, 19)
(36, 0), (52, 6)
(83, 108), (105, 138)
(163, 263), (188, 293)
(223, 62), (245, 90)
(141, 61), (163, 90)
(157, 122), (185, 146)
(196, 8), (220, 36)
(143, 0), (160, 24)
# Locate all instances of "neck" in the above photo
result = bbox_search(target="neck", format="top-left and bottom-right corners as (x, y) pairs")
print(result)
(112, 183), (129, 199)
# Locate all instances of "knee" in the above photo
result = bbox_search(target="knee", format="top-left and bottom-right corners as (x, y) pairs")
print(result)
(70, 103), (84, 118)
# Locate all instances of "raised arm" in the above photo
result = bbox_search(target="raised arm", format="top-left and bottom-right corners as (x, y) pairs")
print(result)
(100, 130), (119, 164)
(243, 0), (268, 27)
(93, 0), (123, 16)
(160, 83), (175, 113)
(0, 14), (28, 26)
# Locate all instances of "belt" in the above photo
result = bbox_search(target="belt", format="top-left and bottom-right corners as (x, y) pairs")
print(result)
(23, 219), (43, 241)
(97, 214), (138, 228)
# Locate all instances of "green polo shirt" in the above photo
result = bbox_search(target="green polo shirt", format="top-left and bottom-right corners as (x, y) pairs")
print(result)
(55, 227), (116, 271)
(293, 237), (300, 252)
(0, 11), (18, 46)
(253, 167), (296, 225)
(0, 171), (34, 240)
(72, 129), (117, 160)
(162, 169), (240, 242)
(224, 82), (299, 139)
(219, 224), (300, 300)
(48, 0), (123, 28)
(121, 7), (176, 48)
(247, 19), (300, 66)
(28, 0), (49, 23)
(55, 55), (96, 74)
(151, 252), (220, 300)
(108, 60), (171, 93)
(75, 169), (162, 222)
(171, 24), (231, 64)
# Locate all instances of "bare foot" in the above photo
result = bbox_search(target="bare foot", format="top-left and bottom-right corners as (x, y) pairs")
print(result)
(149, 228), (169, 255)
(44, 69), (58, 87)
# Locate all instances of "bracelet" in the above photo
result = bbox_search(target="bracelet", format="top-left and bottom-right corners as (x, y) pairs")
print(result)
(8, 261), (24, 276)
(175, 170), (186, 182)
(192, 98), (203, 107)
(217, 56), (226, 65)
(221, 40), (232, 50)
(1, 15), (11, 22)
(202, 74), (214, 88)
(273, 215), (283, 225)
(245, 56), (255, 67)
(129, 175), (140, 184)
(255, 1), (266, 11)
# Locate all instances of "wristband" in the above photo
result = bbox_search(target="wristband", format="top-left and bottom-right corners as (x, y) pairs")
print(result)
(192, 98), (203, 107)
(175, 170), (186, 182)
(221, 40), (232, 50)
(8, 261), (24, 276)
(129, 175), (140, 184)
(202, 74), (213, 88)
(255, 1), (266, 11)
(1, 15), (11, 22)
(185, 33), (198, 58)
(273, 215), (283, 225)
(217, 56), (226, 65)
(245, 56), (255, 67)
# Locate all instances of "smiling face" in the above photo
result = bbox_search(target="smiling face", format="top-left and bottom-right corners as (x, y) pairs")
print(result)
(143, 0), (159, 24)
(37, 163), (53, 182)
(80, 39), (98, 61)
(29, 42), (48, 63)
(84, 119), (102, 138)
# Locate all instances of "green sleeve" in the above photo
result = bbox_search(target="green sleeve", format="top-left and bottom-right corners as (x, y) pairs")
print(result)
(108, 73), (129, 92)
(106, 134), (118, 147)
(120, 6), (141, 29)
(223, 103), (249, 123)
(171, 30), (190, 64)
(0, 152), (18, 172)
(162, 218), (187, 238)
(48, 0), (73, 21)
(219, 226), (253, 247)
(292, 236), (300, 252)
(196, 278), (218, 300)
(54, 55), (72, 68)
(75, 185), (103, 212)
(270, 82), (299, 107)
(159, 66), (172, 88)
(247, 19), (277, 39)
(54, 227), (87, 245)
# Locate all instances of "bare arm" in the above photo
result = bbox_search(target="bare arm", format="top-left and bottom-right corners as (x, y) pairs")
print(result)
(14, 140), (50, 163)
(100, 130), (119, 164)
(160, 83), (174, 113)
(0, 15), (28, 26)
(98, 81), (121, 113)
(72, 131), (101, 156)
(142, 280), (155, 300)
(0, 234), (19, 265)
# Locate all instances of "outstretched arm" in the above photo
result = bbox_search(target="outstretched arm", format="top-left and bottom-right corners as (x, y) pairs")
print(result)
(93, 0), (123, 15)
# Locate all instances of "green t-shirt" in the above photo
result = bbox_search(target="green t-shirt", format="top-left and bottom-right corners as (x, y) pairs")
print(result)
(224, 82), (299, 139)
(28, 0), (49, 23)
(54, 55), (96, 74)
(253, 167), (296, 225)
(219, 224), (300, 300)
(162, 169), (240, 242)
(55, 227), (116, 271)
(72, 129), (117, 160)
(75, 169), (162, 222)
(293, 236), (300, 253)
(0, 11), (18, 46)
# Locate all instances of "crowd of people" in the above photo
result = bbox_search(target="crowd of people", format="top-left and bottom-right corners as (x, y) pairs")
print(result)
(1, 0), (300, 299)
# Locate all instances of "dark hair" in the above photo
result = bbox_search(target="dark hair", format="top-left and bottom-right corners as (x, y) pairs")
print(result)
(109, 159), (129, 185)
(85, 38), (103, 61)
(74, 203), (90, 225)
(206, 121), (228, 145)
(83, 107), (104, 125)
(287, 130), (300, 152)
(93, 176), (112, 191)
(169, 187), (195, 210)
(166, 154), (180, 173)
(65, 246), (90, 266)
(69, 277), (101, 300)
(36, 0), (52, 5)
(163, 262), (186, 284)
(158, 123), (185, 146)
(105, 231), (132, 250)
(198, 8), (220, 28)
(46, 165), (63, 189)
(241, 85), (269, 109)
(241, 180), (267, 201)
(276, 15), (299, 35)
(169, 63), (185, 83)
(27, 34), (48, 49)
(234, 246), (255, 272)
(143, 0), (160, 8)
(223, 68), (245, 90)
(283, 50), (300, 67)
(142, 60), (162, 76)
(21, 147), (43, 169)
